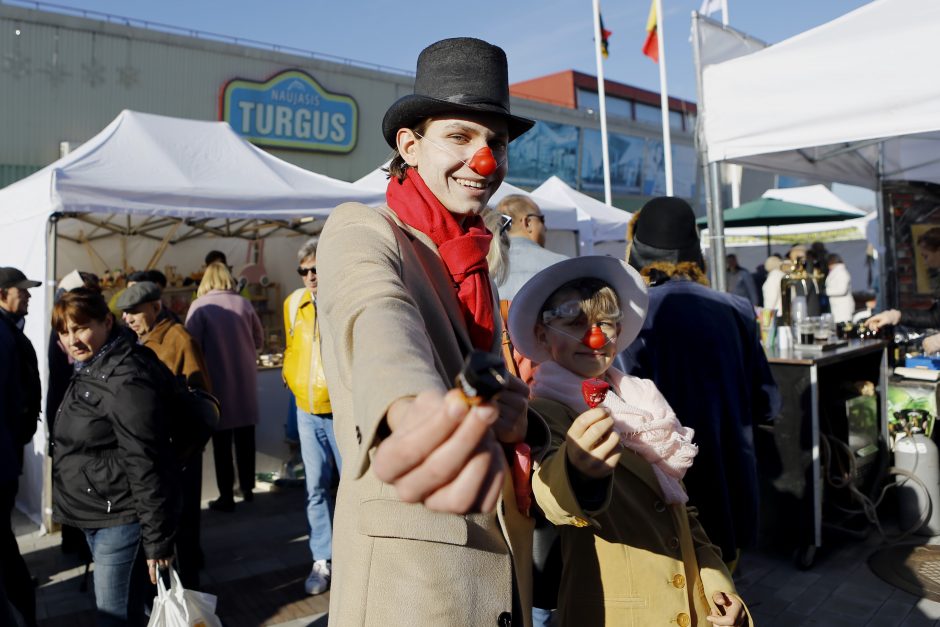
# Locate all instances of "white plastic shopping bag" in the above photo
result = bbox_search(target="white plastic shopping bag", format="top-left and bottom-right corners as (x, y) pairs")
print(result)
(147, 567), (222, 627)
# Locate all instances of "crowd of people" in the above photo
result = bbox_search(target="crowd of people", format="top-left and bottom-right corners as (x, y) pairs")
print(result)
(726, 242), (859, 324)
(1, 35), (892, 627)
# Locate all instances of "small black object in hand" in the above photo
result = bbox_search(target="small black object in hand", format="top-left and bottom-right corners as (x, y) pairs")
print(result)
(456, 351), (508, 404)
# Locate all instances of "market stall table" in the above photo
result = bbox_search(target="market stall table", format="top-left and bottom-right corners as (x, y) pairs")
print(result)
(757, 340), (888, 568)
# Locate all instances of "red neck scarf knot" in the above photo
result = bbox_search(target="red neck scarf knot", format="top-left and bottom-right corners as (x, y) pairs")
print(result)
(386, 169), (495, 350)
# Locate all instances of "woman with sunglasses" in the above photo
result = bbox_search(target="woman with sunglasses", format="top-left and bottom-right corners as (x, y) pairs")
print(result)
(185, 262), (263, 512)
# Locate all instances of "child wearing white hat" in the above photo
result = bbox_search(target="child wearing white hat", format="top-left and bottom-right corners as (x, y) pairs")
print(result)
(508, 255), (749, 627)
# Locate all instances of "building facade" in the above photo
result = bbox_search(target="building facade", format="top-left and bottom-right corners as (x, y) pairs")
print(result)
(1, 4), (698, 210)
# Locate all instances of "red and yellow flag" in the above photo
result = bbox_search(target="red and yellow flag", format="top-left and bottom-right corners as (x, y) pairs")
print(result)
(599, 12), (613, 58)
(642, 0), (659, 63)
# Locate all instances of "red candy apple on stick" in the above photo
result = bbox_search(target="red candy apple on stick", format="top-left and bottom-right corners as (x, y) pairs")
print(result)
(582, 378), (610, 409)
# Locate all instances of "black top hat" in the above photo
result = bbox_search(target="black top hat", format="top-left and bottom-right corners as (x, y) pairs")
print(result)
(382, 37), (535, 148)
(628, 197), (704, 271)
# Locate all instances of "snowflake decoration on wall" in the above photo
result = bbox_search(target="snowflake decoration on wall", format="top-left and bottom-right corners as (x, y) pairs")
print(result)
(82, 57), (106, 87)
(116, 65), (139, 88)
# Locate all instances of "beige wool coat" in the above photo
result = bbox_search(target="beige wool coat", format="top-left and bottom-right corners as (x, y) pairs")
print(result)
(317, 202), (548, 627)
(531, 398), (751, 627)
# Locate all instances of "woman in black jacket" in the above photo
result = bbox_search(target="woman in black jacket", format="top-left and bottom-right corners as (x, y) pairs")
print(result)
(51, 289), (179, 626)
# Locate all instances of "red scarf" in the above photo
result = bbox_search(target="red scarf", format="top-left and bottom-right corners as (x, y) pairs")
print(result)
(386, 169), (495, 351)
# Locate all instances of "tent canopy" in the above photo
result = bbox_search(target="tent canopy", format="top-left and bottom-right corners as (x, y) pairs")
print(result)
(0, 110), (385, 244)
(695, 197), (864, 228)
(532, 176), (632, 244)
(0, 110), (386, 525)
(700, 0), (940, 188)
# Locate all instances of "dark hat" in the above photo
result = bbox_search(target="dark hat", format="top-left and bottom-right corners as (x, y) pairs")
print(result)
(116, 281), (162, 310)
(382, 37), (535, 148)
(627, 197), (704, 271)
(0, 267), (41, 290)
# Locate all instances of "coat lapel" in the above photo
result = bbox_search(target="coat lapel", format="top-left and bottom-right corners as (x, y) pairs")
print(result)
(378, 205), (475, 354)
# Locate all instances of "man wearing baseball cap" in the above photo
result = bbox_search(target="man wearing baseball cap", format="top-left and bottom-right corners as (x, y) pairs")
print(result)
(0, 267), (41, 626)
(317, 38), (545, 626)
(116, 281), (209, 589)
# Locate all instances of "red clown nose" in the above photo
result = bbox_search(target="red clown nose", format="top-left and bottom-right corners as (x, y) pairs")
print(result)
(584, 326), (608, 349)
(468, 146), (497, 176)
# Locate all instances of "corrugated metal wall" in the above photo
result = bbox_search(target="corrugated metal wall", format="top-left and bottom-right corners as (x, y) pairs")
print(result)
(0, 4), (411, 183)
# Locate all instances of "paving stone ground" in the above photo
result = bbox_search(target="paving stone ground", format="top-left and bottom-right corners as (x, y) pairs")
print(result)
(14, 485), (940, 626)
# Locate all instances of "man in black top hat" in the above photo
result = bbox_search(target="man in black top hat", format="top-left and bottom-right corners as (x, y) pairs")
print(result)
(317, 38), (545, 626)
(0, 266), (41, 626)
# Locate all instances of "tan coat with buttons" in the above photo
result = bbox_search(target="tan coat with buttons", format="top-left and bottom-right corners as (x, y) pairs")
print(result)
(317, 203), (549, 627)
(531, 398), (751, 627)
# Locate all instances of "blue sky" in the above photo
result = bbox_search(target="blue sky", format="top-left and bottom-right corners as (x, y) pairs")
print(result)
(30, 0), (872, 101)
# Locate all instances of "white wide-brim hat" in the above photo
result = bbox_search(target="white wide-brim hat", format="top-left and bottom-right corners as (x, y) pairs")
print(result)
(507, 256), (649, 364)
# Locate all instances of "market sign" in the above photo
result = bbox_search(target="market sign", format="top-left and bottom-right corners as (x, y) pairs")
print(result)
(220, 69), (357, 153)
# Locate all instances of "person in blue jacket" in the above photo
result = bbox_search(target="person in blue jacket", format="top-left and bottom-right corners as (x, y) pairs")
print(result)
(619, 197), (781, 570)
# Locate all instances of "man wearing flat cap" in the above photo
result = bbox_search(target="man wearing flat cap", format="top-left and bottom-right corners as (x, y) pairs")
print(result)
(117, 281), (209, 588)
(0, 267), (41, 626)
(317, 37), (547, 626)
(619, 197), (780, 570)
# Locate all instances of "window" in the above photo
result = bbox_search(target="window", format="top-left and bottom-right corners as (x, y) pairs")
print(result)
(576, 89), (633, 120)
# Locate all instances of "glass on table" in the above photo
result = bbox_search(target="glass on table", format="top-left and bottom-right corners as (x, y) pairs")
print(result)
(798, 319), (816, 345)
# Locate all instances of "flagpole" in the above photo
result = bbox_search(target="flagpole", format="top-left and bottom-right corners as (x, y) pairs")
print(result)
(592, 0), (613, 206)
(654, 0), (673, 196)
(721, 0), (729, 25)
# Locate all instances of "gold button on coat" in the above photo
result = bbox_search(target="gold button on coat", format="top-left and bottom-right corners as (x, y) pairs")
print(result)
(672, 574), (686, 588)
(676, 612), (691, 627)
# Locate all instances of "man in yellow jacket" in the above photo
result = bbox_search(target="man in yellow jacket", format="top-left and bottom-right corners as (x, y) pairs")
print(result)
(282, 237), (341, 596)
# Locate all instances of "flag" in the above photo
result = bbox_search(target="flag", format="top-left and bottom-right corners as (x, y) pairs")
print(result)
(599, 12), (613, 58)
(642, 0), (659, 62)
(699, 0), (722, 17)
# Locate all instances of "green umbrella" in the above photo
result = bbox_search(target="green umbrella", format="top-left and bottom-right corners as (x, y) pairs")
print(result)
(696, 197), (863, 255)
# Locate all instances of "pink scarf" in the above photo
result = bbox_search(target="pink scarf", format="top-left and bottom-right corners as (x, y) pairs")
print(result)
(531, 361), (698, 504)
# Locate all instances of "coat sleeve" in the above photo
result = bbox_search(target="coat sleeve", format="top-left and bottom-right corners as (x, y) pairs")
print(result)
(282, 295), (294, 364)
(178, 331), (211, 393)
(184, 302), (204, 348)
(688, 504), (753, 624)
(316, 203), (449, 478)
(531, 398), (612, 528)
(110, 371), (178, 559)
(901, 301), (940, 329)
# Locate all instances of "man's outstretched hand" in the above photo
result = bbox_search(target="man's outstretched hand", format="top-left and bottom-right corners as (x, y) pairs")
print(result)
(374, 389), (508, 514)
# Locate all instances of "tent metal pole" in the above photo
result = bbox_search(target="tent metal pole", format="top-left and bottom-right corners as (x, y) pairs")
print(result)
(877, 142), (891, 310)
(42, 214), (60, 533)
(707, 161), (727, 291)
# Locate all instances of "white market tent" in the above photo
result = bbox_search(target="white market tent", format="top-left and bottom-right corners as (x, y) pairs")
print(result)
(354, 166), (588, 256)
(0, 109), (385, 524)
(700, 0), (940, 189)
(533, 176), (632, 247)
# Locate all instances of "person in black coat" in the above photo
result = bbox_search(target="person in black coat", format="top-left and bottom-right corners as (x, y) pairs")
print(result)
(619, 198), (781, 570)
(51, 289), (179, 626)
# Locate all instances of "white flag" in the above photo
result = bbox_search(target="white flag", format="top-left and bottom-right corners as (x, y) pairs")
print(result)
(699, 0), (721, 16)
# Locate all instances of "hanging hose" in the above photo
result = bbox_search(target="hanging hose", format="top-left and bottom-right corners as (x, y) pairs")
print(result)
(819, 432), (933, 544)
